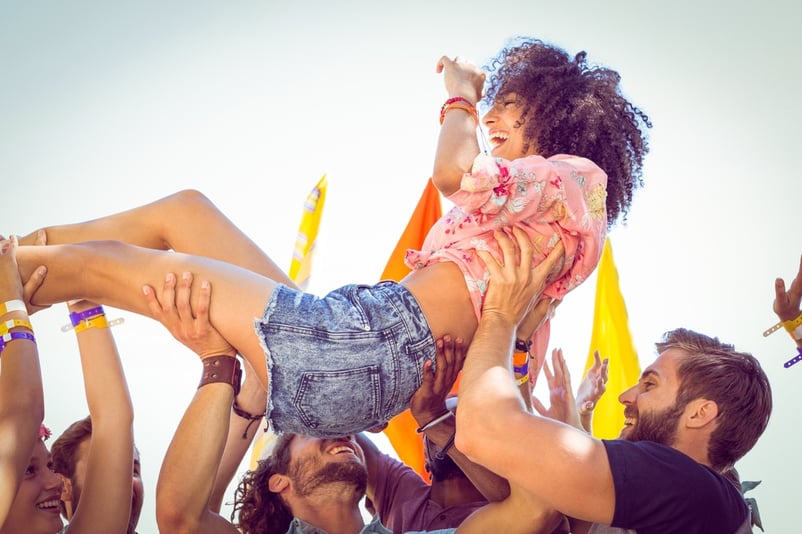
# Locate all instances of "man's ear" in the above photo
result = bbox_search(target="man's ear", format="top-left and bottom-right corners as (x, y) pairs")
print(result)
(59, 475), (74, 519)
(685, 399), (719, 429)
(268, 473), (290, 493)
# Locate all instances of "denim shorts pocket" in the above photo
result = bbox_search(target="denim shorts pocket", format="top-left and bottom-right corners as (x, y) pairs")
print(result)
(294, 364), (382, 435)
(404, 334), (437, 386)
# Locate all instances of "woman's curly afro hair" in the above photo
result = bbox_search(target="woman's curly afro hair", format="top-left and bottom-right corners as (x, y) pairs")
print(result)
(483, 37), (652, 226)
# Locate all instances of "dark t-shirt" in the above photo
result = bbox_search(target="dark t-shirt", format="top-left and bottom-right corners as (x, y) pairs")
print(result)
(603, 440), (748, 534)
(372, 450), (486, 534)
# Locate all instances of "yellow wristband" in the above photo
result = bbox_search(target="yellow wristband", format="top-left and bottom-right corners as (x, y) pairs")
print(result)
(0, 299), (26, 316)
(0, 318), (33, 336)
(783, 312), (802, 338)
(73, 314), (109, 333)
(516, 373), (529, 385)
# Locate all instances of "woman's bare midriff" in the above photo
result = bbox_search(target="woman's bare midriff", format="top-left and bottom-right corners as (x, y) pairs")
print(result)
(400, 262), (478, 346)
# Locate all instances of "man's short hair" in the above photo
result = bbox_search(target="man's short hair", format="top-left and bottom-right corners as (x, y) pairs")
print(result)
(657, 328), (772, 472)
(51, 415), (93, 480)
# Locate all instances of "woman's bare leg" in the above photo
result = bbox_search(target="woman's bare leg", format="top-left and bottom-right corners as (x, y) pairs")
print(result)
(18, 189), (297, 288)
(17, 241), (274, 385)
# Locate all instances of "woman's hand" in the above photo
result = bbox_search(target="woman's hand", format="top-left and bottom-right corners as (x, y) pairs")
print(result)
(436, 55), (485, 103)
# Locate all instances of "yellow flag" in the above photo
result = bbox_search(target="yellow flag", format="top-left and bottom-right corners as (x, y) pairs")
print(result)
(288, 175), (328, 290)
(583, 238), (641, 439)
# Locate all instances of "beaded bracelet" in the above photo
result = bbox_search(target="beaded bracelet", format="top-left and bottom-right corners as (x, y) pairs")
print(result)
(0, 331), (36, 356)
(440, 103), (479, 125)
(439, 96), (474, 122)
(0, 318), (33, 336)
(0, 299), (26, 316)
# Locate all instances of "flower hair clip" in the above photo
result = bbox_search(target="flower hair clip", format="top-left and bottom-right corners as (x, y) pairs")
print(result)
(40, 424), (52, 441)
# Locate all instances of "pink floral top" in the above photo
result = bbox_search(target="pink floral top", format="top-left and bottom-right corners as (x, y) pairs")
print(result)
(406, 153), (607, 354)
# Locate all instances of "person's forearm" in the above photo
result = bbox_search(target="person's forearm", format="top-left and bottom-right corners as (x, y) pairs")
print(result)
(157, 382), (236, 533)
(209, 376), (265, 513)
(0, 337), (44, 528)
(423, 417), (510, 502)
(67, 303), (135, 533)
(432, 90), (481, 197)
(72, 304), (134, 425)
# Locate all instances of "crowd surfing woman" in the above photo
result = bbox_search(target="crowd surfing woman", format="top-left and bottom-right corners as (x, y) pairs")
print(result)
(16, 37), (650, 438)
(0, 236), (137, 534)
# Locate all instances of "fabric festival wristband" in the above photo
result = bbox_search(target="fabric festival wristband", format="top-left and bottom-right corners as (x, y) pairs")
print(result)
(0, 331), (36, 355)
(784, 346), (802, 369)
(62, 315), (123, 332)
(0, 299), (26, 316)
(763, 311), (802, 337)
(794, 324), (802, 341)
(515, 373), (530, 385)
(0, 318), (33, 336)
(232, 400), (266, 440)
(198, 356), (242, 397)
(73, 314), (109, 334)
(513, 355), (530, 376)
(69, 306), (105, 326)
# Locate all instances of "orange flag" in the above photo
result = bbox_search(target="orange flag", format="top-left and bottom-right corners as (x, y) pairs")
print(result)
(380, 178), (442, 477)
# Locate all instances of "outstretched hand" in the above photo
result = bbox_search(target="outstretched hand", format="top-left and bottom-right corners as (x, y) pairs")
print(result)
(774, 254), (802, 322)
(531, 348), (582, 429)
(477, 227), (565, 329)
(576, 350), (609, 419)
(143, 272), (235, 359)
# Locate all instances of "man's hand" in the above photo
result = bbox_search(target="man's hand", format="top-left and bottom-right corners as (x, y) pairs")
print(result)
(143, 272), (235, 358)
(477, 227), (565, 328)
(410, 335), (466, 427)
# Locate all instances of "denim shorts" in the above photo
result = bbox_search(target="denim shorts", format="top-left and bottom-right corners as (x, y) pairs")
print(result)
(254, 281), (436, 437)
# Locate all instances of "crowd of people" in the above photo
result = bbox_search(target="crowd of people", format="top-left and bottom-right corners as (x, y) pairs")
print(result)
(0, 35), (789, 533)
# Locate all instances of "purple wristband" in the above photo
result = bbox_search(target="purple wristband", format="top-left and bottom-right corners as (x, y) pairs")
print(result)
(0, 331), (37, 353)
(69, 306), (105, 327)
(783, 346), (802, 369)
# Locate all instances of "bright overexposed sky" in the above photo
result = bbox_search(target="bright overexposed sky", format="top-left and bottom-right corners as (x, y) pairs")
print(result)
(2, 1), (800, 532)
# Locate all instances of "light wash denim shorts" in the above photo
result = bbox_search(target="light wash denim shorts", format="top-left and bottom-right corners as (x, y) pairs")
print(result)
(255, 281), (436, 437)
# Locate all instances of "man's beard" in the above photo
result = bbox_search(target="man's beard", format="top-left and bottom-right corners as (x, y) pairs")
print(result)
(624, 402), (685, 446)
(290, 458), (368, 498)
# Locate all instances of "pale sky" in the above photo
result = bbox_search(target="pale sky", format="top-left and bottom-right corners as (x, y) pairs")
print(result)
(2, 1), (800, 532)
